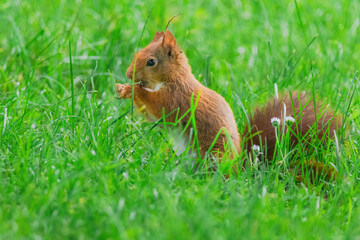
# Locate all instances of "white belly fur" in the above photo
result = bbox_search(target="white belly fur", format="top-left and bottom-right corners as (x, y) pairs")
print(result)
(170, 128), (197, 158)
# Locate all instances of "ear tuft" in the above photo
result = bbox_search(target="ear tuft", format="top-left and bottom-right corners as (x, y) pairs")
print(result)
(162, 31), (177, 49)
(153, 31), (165, 42)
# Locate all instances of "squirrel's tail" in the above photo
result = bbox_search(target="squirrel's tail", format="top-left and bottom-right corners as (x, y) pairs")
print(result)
(242, 92), (342, 180)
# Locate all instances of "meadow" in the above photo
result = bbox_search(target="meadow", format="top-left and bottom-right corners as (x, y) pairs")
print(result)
(0, 0), (359, 239)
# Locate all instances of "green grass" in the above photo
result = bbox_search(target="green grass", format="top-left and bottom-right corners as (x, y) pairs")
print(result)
(1, 0), (360, 239)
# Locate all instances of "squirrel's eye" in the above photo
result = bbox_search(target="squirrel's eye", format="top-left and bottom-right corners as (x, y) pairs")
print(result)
(146, 59), (156, 67)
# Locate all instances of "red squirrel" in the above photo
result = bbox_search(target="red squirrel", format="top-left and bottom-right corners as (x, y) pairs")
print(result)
(116, 30), (342, 177)
(117, 31), (240, 158)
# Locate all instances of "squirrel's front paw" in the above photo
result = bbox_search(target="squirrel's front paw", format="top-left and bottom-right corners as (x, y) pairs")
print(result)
(116, 83), (132, 99)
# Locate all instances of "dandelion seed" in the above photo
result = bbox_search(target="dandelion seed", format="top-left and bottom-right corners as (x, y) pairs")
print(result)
(285, 116), (295, 124)
(271, 117), (281, 127)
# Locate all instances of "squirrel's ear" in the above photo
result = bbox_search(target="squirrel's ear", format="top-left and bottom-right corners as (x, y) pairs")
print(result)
(162, 31), (178, 57)
(153, 31), (164, 42)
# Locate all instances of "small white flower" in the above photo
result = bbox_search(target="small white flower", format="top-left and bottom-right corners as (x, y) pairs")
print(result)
(285, 116), (295, 124)
(237, 46), (245, 54)
(31, 124), (36, 129)
(90, 150), (96, 156)
(153, 188), (158, 199)
(122, 172), (128, 180)
(252, 144), (260, 152)
(271, 117), (281, 127)
(251, 144), (262, 156)
(118, 198), (125, 210)
(129, 211), (136, 220)
(262, 186), (267, 198)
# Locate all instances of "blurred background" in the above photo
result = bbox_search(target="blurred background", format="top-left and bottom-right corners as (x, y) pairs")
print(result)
(1, 0), (359, 107)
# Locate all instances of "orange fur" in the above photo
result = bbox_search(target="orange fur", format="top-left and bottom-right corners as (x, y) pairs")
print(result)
(116, 31), (240, 157)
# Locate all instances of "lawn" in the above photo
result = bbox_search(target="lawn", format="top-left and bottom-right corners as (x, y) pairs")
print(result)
(0, 0), (359, 239)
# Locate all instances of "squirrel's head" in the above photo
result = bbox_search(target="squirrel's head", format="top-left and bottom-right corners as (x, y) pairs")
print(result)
(126, 31), (188, 92)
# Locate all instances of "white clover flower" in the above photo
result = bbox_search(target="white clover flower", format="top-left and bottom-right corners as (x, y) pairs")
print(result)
(252, 144), (260, 152)
(285, 116), (295, 124)
(251, 144), (262, 156)
(271, 117), (281, 127)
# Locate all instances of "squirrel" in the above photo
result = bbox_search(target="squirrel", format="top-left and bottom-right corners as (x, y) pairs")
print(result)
(116, 30), (342, 179)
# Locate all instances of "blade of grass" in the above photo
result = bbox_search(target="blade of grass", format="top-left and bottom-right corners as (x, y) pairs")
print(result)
(69, 40), (75, 131)
(294, 0), (308, 43)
